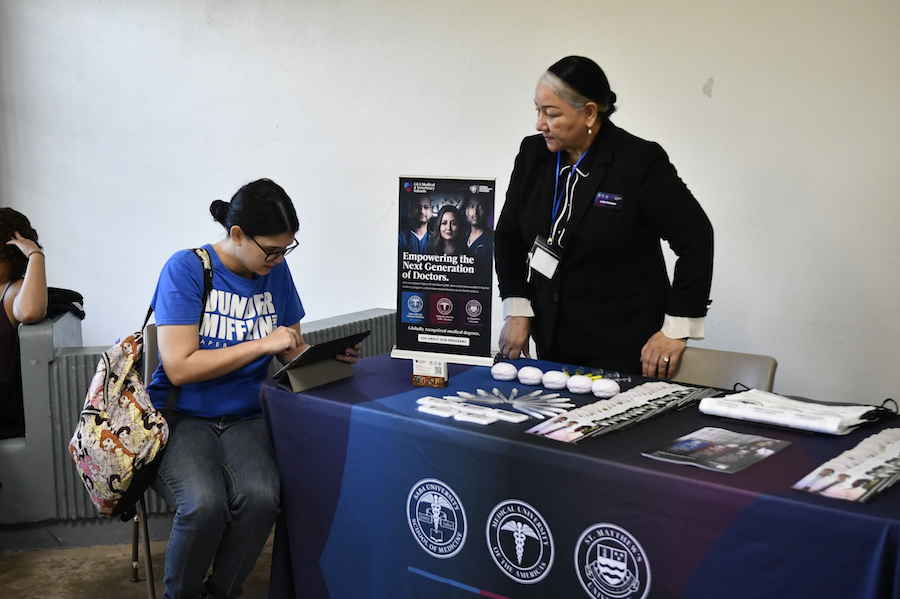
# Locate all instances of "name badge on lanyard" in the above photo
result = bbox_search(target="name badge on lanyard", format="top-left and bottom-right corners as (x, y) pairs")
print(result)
(529, 151), (587, 282)
(528, 235), (561, 281)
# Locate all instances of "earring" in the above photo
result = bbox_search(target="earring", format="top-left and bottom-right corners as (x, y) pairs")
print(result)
(588, 127), (593, 135)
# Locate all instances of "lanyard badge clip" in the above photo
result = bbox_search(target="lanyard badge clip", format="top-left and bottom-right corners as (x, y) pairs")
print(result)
(527, 235), (561, 282)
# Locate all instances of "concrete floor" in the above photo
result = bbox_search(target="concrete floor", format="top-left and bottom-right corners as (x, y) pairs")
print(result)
(0, 532), (273, 599)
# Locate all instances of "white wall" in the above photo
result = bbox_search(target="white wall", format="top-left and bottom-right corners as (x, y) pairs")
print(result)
(1, 0), (898, 404)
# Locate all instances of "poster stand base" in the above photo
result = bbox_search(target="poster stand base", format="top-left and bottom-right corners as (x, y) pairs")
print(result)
(392, 347), (494, 388)
(390, 347), (494, 367)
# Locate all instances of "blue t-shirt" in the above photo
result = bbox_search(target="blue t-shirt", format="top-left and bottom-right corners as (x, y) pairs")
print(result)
(147, 244), (305, 418)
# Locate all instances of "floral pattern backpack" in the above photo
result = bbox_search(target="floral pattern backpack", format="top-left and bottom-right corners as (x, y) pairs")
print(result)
(68, 248), (212, 518)
(68, 331), (166, 517)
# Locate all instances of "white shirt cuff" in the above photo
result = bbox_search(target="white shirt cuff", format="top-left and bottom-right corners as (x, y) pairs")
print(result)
(662, 314), (706, 340)
(503, 297), (535, 319)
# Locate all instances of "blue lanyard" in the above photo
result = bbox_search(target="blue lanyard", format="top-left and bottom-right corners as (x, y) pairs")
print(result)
(551, 151), (588, 230)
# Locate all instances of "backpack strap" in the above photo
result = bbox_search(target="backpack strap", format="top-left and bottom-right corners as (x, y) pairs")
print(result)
(191, 248), (214, 307)
(147, 248), (215, 418)
(142, 247), (213, 331)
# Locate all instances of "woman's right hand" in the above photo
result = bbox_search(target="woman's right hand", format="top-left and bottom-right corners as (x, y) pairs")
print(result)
(499, 316), (532, 359)
(261, 325), (304, 355)
(6, 231), (41, 257)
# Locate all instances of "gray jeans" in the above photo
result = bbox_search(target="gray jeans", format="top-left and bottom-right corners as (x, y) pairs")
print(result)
(152, 413), (280, 599)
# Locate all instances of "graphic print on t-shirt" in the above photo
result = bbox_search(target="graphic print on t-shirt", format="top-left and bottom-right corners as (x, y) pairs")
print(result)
(199, 289), (280, 347)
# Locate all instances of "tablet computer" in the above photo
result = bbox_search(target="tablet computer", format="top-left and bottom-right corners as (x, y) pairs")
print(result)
(272, 330), (371, 379)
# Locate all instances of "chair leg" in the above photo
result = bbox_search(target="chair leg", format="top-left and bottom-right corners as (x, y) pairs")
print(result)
(138, 496), (157, 599)
(131, 511), (141, 582)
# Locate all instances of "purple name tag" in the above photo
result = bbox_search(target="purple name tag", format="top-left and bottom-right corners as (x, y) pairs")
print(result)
(594, 192), (624, 209)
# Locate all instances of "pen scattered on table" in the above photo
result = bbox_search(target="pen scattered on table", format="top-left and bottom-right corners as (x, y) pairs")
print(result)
(415, 387), (577, 425)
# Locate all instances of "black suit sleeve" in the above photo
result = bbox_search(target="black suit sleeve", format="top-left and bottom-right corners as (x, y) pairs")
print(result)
(635, 142), (714, 318)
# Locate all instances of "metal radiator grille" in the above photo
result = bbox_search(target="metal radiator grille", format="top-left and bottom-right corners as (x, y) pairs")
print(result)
(302, 308), (396, 357)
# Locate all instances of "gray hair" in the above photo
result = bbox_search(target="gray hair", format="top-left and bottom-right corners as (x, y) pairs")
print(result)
(539, 70), (610, 114)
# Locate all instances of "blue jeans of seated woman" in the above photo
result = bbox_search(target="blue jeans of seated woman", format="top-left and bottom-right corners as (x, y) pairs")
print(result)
(152, 413), (280, 599)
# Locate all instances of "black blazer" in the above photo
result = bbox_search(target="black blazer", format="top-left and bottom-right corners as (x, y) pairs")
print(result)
(495, 123), (714, 365)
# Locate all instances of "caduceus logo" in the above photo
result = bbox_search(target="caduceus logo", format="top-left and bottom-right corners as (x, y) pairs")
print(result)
(436, 297), (453, 316)
(486, 500), (554, 584)
(575, 523), (650, 599)
(407, 294), (424, 313)
(407, 479), (467, 558)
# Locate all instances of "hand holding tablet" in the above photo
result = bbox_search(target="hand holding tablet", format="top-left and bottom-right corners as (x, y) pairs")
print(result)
(272, 330), (371, 379)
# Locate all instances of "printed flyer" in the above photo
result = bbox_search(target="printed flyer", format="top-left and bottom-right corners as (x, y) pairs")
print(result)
(642, 427), (791, 474)
(396, 177), (495, 359)
(794, 427), (900, 503)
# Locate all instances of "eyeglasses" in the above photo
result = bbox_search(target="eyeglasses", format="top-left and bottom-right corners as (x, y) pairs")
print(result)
(249, 236), (299, 262)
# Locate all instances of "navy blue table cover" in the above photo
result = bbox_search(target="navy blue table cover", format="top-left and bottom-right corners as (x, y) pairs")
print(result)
(260, 354), (900, 599)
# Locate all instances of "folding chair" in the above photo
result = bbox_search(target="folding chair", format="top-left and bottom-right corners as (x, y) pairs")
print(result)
(130, 494), (157, 599)
(671, 346), (777, 392)
(129, 322), (161, 598)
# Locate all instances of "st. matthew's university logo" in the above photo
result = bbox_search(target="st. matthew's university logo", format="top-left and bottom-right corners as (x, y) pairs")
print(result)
(407, 479), (467, 558)
(575, 523), (650, 599)
(486, 500), (555, 584)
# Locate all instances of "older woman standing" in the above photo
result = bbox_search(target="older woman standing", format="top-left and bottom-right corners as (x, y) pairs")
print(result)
(494, 56), (713, 378)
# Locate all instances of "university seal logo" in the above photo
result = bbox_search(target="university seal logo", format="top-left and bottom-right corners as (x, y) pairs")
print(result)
(407, 478), (467, 558)
(407, 294), (424, 313)
(575, 523), (650, 599)
(436, 297), (453, 316)
(486, 500), (554, 584)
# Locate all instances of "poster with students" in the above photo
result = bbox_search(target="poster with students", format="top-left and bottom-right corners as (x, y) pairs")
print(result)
(396, 176), (495, 360)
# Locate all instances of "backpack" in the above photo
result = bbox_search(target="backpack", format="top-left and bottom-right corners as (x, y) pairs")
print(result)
(68, 248), (212, 519)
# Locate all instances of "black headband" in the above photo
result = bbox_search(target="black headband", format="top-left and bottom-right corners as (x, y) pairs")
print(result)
(547, 56), (613, 106)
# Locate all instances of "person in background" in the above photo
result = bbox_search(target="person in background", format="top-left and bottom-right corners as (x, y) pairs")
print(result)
(494, 56), (714, 378)
(399, 195), (434, 254)
(428, 204), (471, 257)
(0, 208), (47, 439)
(148, 179), (360, 599)
(464, 194), (494, 269)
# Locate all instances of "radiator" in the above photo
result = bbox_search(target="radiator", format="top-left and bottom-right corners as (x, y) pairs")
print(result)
(48, 309), (397, 520)
(301, 308), (396, 357)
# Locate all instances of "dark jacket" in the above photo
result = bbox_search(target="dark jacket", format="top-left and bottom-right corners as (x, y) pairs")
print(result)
(494, 123), (714, 365)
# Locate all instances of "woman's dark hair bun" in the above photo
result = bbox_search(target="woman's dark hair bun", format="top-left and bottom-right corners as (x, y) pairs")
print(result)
(209, 199), (230, 226)
(548, 55), (617, 118)
(212, 179), (299, 237)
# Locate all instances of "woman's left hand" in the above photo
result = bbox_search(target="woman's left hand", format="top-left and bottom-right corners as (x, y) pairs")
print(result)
(640, 331), (687, 379)
(6, 231), (41, 257)
(336, 342), (361, 365)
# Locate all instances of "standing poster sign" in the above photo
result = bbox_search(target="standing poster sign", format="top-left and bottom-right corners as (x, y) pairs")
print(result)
(394, 177), (495, 364)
